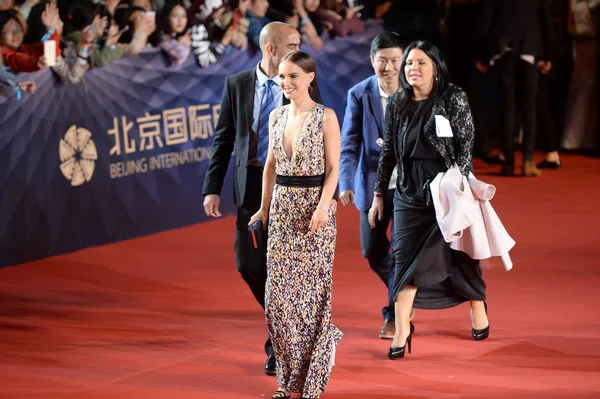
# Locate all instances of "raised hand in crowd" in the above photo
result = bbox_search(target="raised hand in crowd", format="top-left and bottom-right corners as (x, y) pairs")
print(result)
(233, 29), (248, 50)
(41, 1), (62, 34)
(77, 24), (96, 57)
(345, 4), (364, 19)
(212, 6), (226, 22)
(317, 0), (364, 37)
(220, 23), (238, 46)
(97, 15), (109, 37)
(115, 10), (155, 57)
(292, 0), (324, 51)
(310, 34), (323, 51)
(134, 11), (157, 36)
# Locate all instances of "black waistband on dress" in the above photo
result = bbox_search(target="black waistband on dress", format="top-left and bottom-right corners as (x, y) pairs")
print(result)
(275, 174), (339, 200)
(276, 174), (325, 188)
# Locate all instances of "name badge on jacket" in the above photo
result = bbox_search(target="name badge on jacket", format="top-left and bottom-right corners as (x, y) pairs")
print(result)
(435, 115), (453, 138)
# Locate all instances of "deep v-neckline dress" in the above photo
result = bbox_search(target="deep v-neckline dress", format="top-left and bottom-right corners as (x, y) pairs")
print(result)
(265, 104), (342, 398)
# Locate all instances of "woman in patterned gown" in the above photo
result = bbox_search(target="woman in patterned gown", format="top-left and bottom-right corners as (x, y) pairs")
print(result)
(249, 51), (342, 399)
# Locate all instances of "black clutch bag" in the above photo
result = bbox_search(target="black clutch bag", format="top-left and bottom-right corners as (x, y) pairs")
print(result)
(248, 220), (264, 249)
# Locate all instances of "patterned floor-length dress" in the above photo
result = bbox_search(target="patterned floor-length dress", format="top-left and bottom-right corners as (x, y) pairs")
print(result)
(265, 104), (343, 398)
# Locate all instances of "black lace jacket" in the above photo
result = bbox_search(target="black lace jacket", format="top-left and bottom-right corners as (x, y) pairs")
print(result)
(374, 83), (475, 194)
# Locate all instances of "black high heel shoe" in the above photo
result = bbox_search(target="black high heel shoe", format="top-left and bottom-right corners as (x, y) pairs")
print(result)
(388, 322), (415, 360)
(472, 302), (490, 341)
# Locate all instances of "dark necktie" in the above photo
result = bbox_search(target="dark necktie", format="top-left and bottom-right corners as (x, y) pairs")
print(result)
(257, 80), (276, 166)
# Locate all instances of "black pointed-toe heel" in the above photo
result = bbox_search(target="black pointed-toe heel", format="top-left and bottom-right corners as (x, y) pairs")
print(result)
(472, 302), (490, 341)
(388, 322), (415, 360)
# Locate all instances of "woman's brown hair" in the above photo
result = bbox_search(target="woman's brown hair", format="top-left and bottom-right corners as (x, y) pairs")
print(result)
(280, 51), (317, 93)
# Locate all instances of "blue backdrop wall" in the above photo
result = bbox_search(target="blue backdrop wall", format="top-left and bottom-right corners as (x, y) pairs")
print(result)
(0, 23), (378, 268)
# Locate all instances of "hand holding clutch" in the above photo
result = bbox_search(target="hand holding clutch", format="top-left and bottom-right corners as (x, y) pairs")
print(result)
(248, 210), (267, 249)
(248, 209), (267, 229)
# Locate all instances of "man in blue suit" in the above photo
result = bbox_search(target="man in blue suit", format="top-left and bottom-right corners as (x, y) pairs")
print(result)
(339, 32), (405, 339)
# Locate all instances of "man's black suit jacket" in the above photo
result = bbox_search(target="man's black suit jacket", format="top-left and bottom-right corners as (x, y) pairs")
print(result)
(202, 67), (322, 206)
(476, 0), (552, 63)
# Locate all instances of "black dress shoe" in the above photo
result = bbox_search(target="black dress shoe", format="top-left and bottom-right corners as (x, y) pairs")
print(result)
(482, 154), (505, 165)
(536, 160), (561, 169)
(264, 353), (276, 375)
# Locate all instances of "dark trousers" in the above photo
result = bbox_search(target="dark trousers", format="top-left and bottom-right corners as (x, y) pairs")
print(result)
(234, 166), (271, 353)
(450, 58), (493, 158)
(359, 189), (396, 321)
(545, 55), (573, 150)
(447, 4), (493, 159)
(496, 54), (540, 162)
(537, 73), (559, 153)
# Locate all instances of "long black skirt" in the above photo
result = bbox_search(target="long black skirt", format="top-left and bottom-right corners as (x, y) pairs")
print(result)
(392, 190), (486, 309)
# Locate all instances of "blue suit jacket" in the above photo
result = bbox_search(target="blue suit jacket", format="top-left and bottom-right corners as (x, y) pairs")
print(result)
(340, 75), (387, 212)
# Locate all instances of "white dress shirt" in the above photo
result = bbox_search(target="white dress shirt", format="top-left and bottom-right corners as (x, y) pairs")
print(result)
(252, 63), (283, 135)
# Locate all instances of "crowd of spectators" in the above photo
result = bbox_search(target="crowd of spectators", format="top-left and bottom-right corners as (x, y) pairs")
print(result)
(0, 0), (374, 95)
(1, 0), (598, 157)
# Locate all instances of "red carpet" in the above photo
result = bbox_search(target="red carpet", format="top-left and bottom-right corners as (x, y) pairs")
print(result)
(1, 154), (600, 399)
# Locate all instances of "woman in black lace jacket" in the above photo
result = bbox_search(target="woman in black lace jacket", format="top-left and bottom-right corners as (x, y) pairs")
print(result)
(368, 40), (489, 360)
